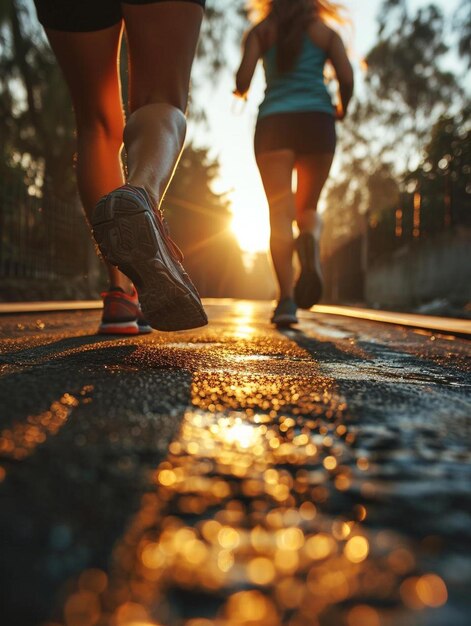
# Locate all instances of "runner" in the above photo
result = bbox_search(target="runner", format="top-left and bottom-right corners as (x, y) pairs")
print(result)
(32, 0), (207, 332)
(235, 0), (354, 326)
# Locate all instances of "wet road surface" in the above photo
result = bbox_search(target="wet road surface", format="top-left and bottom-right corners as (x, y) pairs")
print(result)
(1, 300), (470, 626)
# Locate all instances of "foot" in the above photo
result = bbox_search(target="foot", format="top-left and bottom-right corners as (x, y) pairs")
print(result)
(92, 185), (208, 332)
(294, 231), (323, 309)
(98, 287), (152, 335)
(271, 298), (298, 327)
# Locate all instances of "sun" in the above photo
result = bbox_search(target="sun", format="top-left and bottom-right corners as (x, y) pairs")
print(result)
(229, 182), (270, 254)
(205, 86), (271, 255)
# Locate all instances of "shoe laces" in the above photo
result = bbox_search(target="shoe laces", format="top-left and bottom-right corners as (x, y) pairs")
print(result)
(159, 211), (184, 263)
(131, 185), (184, 264)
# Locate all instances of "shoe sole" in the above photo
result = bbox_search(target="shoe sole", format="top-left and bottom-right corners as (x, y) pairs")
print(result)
(294, 233), (323, 309)
(137, 322), (153, 334)
(271, 314), (298, 327)
(92, 189), (208, 332)
(98, 320), (140, 335)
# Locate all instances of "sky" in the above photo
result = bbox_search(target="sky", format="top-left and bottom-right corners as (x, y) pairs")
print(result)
(189, 0), (463, 254)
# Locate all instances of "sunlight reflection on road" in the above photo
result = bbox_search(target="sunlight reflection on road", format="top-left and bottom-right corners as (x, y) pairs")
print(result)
(0, 387), (91, 467)
(60, 408), (445, 626)
(232, 301), (258, 340)
(55, 325), (449, 626)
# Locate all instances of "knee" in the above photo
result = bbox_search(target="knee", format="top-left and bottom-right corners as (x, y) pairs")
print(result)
(269, 200), (293, 226)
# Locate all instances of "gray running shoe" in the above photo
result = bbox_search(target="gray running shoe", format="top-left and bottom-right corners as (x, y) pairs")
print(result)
(271, 298), (298, 327)
(92, 184), (208, 332)
(294, 231), (323, 309)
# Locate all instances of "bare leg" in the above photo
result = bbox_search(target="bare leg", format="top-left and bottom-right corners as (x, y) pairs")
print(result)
(295, 153), (334, 233)
(122, 1), (204, 206)
(293, 153), (334, 308)
(89, 1), (207, 331)
(45, 24), (133, 293)
(256, 150), (296, 300)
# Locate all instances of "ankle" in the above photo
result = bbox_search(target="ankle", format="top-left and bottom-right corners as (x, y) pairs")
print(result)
(125, 182), (159, 208)
(279, 293), (294, 302)
(109, 281), (134, 296)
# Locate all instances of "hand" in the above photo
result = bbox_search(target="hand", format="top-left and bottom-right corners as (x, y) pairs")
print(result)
(233, 88), (247, 100)
(335, 104), (346, 121)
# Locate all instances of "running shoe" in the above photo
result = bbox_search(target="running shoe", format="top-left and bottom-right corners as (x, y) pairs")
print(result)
(294, 231), (323, 309)
(92, 184), (208, 331)
(98, 286), (152, 335)
(136, 305), (153, 334)
(271, 298), (298, 327)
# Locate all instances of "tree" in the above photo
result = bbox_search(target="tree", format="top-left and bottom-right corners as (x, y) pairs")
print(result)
(0, 0), (76, 198)
(404, 108), (471, 234)
(322, 0), (465, 256)
(164, 145), (246, 298)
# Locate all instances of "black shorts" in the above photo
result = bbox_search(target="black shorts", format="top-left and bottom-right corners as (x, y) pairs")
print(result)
(254, 111), (336, 156)
(33, 0), (205, 32)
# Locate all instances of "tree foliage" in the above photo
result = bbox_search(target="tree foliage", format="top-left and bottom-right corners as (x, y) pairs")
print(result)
(405, 108), (471, 232)
(0, 0), (76, 197)
(0, 0), (248, 296)
(322, 0), (469, 260)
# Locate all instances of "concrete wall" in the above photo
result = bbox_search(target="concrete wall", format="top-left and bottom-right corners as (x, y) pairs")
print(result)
(365, 228), (471, 308)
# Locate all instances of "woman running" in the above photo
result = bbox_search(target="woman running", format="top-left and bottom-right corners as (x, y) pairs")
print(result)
(235, 0), (354, 326)
(32, 0), (207, 333)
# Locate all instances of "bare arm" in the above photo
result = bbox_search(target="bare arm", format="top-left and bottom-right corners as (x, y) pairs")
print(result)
(234, 28), (262, 98)
(328, 32), (354, 119)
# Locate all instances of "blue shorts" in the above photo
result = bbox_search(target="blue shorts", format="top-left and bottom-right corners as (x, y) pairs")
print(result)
(33, 0), (205, 32)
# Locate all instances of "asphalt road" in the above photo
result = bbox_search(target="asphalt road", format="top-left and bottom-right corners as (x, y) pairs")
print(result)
(1, 300), (470, 626)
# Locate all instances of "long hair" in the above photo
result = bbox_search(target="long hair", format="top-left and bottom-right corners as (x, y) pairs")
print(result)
(248, 0), (349, 72)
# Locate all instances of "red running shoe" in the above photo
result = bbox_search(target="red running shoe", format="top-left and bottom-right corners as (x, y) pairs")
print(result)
(98, 287), (152, 335)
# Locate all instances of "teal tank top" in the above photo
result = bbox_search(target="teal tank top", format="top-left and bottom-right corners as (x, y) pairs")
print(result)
(258, 35), (334, 119)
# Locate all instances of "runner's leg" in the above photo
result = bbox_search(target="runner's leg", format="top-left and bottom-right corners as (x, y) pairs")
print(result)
(293, 152), (334, 307)
(256, 150), (296, 300)
(122, 1), (204, 206)
(294, 153), (334, 233)
(45, 23), (132, 292)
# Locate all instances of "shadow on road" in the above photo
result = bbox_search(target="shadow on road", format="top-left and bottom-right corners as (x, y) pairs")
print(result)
(0, 335), (193, 626)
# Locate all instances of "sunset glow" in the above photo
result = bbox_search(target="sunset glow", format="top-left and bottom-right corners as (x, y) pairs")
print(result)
(230, 186), (270, 254)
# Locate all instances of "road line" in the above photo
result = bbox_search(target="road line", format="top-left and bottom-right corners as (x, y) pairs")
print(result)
(0, 300), (469, 337)
(312, 305), (471, 337)
(0, 300), (102, 313)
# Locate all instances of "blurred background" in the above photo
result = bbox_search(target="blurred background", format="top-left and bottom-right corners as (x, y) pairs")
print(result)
(0, 0), (470, 315)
